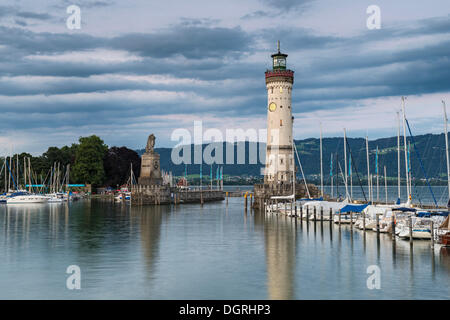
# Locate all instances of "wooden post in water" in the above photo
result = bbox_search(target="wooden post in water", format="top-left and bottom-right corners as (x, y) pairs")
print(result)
(350, 211), (353, 230)
(250, 193), (253, 208)
(392, 215), (396, 240)
(320, 207), (323, 222)
(363, 210), (366, 231)
(409, 215), (413, 244)
(338, 209), (341, 226)
(329, 207), (332, 222)
(295, 203), (297, 217)
(306, 206), (309, 222)
(431, 221), (434, 248)
(226, 192), (228, 205)
(313, 207), (316, 222)
(376, 213), (380, 234)
(244, 193), (248, 211)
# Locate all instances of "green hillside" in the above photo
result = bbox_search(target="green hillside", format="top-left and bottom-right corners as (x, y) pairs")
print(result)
(137, 133), (449, 185)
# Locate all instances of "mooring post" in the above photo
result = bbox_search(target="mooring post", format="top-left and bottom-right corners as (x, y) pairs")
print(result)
(250, 193), (253, 208)
(226, 192), (228, 205)
(409, 215), (413, 244)
(244, 193), (248, 211)
(430, 221), (434, 248)
(306, 206), (309, 222)
(363, 210), (366, 231)
(376, 214), (380, 234)
(320, 206), (323, 222)
(338, 210), (341, 226)
(350, 211), (353, 230)
(392, 215), (396, 240)
(295, 203), (297, 216)
(314, 206), (317, 222)
(329, 207), (332, 221)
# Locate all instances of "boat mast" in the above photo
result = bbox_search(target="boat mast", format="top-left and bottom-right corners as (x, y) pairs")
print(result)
(23, 157), (26, 191)
(4, 156), (6, 192)
(28, 157), (32, 193)
(344, 128), (348, 200)
(401, 96), (410, 203)
(320, 123), (323, 198)
(366, 135), (370, 203)
(8, 156), (11, 191)
(384, 165), (387, 204)
(443, 100), (450, 203)
(397, 111), (401, 202)
(292, 129), (295, 198)
(16, 154), (18, 190)
(408, 141), (412, 195)
(330, 153), (333, 198)
(376, 146), (379, 203)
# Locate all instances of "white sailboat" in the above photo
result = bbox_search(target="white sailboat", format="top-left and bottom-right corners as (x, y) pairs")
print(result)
(7, 194), (48, 204)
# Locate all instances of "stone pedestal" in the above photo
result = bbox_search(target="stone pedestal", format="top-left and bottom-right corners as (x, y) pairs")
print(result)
(138, 152), (163, 185)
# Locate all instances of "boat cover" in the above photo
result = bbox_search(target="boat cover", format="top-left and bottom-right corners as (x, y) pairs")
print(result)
(339, 204), (368, 214)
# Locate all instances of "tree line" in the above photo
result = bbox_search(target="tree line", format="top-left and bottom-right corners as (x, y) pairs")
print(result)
(1, 135), (141, 189)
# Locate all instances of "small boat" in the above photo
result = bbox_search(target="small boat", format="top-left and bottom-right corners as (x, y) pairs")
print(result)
(333, 203), (367, 224)
(47, 192), (67, 203)
(398, 218), (432, 240)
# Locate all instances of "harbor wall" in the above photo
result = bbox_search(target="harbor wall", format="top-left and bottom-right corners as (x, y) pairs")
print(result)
(131, 185), (225, 205)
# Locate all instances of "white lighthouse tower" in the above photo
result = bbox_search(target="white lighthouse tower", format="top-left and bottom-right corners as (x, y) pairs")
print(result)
(264, 42), (295, 186)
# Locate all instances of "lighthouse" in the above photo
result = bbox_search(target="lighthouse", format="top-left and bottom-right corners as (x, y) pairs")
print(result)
(264, 41), (295, 185)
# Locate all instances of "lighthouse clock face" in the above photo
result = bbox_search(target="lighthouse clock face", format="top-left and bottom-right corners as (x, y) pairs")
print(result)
(269, 102), (277, 112)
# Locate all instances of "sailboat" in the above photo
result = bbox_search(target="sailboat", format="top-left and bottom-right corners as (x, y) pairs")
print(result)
(435, 100), (450, 247)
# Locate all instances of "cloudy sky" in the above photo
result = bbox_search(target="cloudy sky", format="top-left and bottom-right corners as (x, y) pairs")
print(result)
(0, 0), (449, 154)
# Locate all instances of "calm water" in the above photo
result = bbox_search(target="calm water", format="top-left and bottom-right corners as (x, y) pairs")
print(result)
(0, 199), (449, 299)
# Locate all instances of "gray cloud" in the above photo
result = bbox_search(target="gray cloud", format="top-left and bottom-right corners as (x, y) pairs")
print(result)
(53, 0), (115, 9)
(259, 0), (315, 11)
(0, 3), (449, 152)
(15, 11), (53, 20)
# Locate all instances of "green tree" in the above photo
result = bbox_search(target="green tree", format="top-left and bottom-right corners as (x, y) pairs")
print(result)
(72, 135), (108, 186)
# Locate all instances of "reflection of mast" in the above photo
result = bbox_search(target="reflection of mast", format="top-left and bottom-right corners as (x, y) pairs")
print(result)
(262, 215), (296, 299)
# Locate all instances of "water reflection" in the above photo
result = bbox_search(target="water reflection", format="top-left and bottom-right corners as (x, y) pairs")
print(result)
(0, 198), (448, 299)
(260, 214), (296, 300)
(133, 205), (164, 277)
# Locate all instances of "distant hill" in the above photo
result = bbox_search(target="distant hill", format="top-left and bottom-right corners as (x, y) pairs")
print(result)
(137, 133), (449, 183)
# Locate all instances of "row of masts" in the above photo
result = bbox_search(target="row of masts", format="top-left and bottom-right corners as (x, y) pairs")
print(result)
(1, 156), (70, 194)
(316, 98), (449, 206)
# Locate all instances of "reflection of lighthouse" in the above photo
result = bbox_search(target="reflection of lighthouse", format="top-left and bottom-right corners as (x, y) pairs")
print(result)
(264, 41), (295, 185)
(261, 214), (297, 299)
